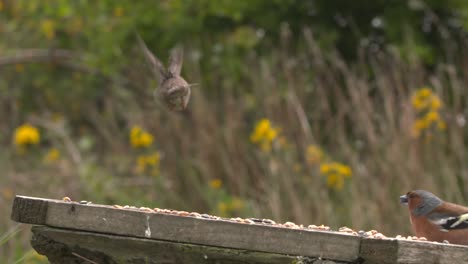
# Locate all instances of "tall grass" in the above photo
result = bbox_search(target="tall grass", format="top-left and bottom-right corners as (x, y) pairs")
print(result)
(1, 27), (467, 260)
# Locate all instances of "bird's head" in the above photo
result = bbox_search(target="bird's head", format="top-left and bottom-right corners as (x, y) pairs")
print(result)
(400, 190), (443, 217)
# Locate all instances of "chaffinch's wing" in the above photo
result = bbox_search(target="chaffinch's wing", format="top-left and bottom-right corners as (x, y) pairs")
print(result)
(439, 213), (468, 230)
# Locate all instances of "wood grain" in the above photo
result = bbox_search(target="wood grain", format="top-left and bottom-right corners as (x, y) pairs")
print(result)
(31, 226), (315, 264)
(11, 196), (360, 262)
(359, 236), (468, 263)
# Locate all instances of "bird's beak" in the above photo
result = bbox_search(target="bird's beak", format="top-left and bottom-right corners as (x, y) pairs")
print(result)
(400, 194), (408, 205)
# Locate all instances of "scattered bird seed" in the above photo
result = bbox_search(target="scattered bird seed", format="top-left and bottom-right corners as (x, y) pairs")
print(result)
(59, 198), (457, 244)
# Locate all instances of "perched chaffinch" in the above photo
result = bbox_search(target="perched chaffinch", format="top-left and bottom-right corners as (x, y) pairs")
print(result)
(400, 190), (468, 245)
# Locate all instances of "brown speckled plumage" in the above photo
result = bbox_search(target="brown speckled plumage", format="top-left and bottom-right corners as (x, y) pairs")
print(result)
(138, 35), (192, 111)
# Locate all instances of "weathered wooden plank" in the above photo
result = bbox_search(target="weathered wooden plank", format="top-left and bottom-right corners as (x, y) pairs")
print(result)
(360, 238), (468, 264)
(11, 196), (361, 262)
(31, 226), (309, 264)
(360, 238), (398, 264)
(397, 240), (468, 264)
(14, 195), (468, 264)
(11, 195), (48, 224)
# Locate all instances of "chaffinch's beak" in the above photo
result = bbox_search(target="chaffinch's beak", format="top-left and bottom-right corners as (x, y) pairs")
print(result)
(400, 194), (408, 204)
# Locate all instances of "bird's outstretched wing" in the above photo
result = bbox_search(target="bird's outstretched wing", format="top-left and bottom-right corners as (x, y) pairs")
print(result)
(137, 34), (168, 80)
(168, 45), (183, 77)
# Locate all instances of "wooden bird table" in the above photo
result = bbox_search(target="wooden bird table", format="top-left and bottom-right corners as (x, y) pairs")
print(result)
(10, 195), (468, 264)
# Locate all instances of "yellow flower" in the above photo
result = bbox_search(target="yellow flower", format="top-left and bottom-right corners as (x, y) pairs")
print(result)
(409, 88), (445, 139)
(411, 88), (443, 111)
(209, 179), (222, 189)
(320, 163), (331, 174)
(130, 127), (139, 142)
(411, 118), (428, 138)
(320, 162), (352, 190)
(414, 119), (429, 130)
(430, 97), (442, 110)
(326, 173), (344, 190)
(265, 129), (277, 141)
(145, 152), (161, 166)
(411, 89), (430, 110)
(44, 148), (60, 163)
(131, 126), (141, 136)
(130, 126), (154, 148)
(425, 111), (440, 123)
(113, 6), (124, 17)
(250, 119), (271, 143)
(411, 96), (428, 110)
(139, 133), (153, 146)
(306, 145), (323, 165)
(250, 118), (279, 152)
(40, 19), (55, 39)
(135, 152), (161, 174)
(14, 124), (40, 147)
(418, 88), (432, 98)
(136, 155), (147, 173)
(336, 164), (352, 177)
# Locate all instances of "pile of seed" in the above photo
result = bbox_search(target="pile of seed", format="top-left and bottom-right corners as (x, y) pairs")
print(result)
(62, 197), (436, 243)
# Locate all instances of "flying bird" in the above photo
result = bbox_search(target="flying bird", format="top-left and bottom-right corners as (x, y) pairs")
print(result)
(400, 190), (468, 245)
(137, 35), (194, 111)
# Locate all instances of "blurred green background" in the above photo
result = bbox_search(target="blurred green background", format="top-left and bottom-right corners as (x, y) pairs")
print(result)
(1, 0), (468, 262)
